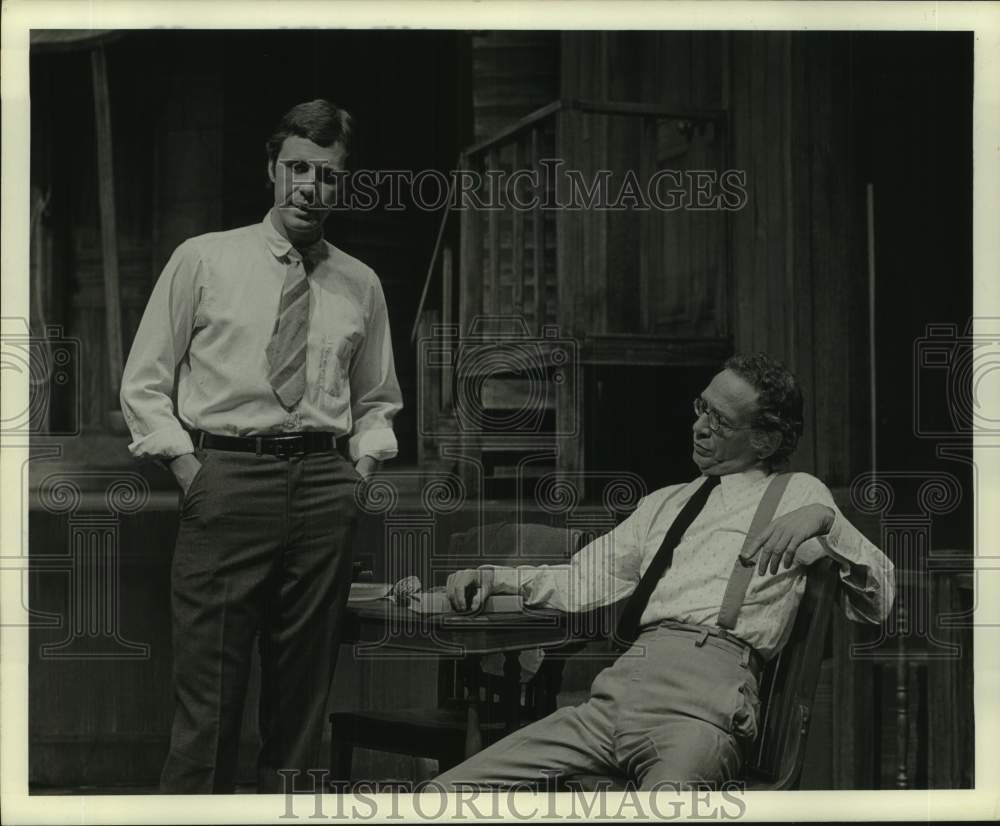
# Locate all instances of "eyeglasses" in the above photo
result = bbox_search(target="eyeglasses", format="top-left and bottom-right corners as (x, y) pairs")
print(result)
(692, 397), (754, 435)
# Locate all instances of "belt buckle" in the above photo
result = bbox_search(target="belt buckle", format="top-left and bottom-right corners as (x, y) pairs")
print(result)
(273, 436), (304, 458)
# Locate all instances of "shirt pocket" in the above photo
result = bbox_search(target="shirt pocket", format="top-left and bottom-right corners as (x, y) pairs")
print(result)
(316, 331), (361, 400)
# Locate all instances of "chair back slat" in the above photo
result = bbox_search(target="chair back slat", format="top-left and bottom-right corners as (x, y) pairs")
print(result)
(746, 557), (840, 786)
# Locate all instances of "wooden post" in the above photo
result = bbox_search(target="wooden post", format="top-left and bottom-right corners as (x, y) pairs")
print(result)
(486, 149), (500, 316)
(531, 127), (546, 334)
(91, 46), (124, 412)
(502, 651), (521, 733)
(555, 107), (584, 484)
(463, 654), (483, 757)
(458, 155), (484, 493)
(458, 154), (482, 337)
(30, 187), (52, 434)
(417, 310), (440, 469)
(511, 138), (524, 316)
(441, 246), (454, 411)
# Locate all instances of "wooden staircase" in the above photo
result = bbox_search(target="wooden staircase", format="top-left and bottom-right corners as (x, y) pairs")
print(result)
(413, 99), (733, 499)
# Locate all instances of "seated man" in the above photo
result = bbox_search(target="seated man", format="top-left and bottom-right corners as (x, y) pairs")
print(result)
(439, 353), (894, 790)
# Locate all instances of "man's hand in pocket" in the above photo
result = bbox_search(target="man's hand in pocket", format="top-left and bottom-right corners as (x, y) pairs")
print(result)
(170, 453), (203, 496)
(354, 456), (380, 480)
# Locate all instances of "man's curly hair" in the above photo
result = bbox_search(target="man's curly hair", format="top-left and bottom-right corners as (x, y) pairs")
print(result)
(723, 353), (804, 469)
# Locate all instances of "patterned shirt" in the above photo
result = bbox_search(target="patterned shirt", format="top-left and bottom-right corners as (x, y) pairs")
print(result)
(487, 469), (895, 660)
(120, 211), (402, 462)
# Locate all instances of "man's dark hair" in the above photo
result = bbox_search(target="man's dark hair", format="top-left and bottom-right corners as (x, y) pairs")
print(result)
(265, 99), (353, 165)
(724, 353), (804, 469)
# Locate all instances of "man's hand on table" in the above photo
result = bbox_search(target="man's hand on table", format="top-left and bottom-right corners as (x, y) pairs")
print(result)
(170, 453), (203, 496)
(446, 568), (495, 613)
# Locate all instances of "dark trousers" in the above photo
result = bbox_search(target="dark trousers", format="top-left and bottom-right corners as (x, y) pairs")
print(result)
(159, 447), (359, 794)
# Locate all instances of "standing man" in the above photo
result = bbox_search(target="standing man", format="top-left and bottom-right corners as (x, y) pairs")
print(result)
(121, 100), (402, 794)
(442, 354), (893, 790)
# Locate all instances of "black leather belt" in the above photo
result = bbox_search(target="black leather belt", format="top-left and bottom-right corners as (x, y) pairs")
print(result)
(191, 430), (343, 457)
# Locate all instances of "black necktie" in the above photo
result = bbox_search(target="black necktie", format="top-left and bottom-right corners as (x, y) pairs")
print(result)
(616, 474), (721, 644)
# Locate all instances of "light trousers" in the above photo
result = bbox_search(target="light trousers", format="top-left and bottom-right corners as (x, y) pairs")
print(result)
(435, 626), (760, 790)
(159, 446), (359, 794)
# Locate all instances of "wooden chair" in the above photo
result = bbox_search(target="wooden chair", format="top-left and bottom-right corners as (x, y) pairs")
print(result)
(743, 557), (840, 789)
(566, 557), (842, 791)
(329, 523), (583, 783)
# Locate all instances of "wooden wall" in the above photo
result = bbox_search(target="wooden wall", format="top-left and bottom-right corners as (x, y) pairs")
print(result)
(31, 44), (161, 431)
(729, 33), (868, 485)
(558, 32), (730, 341)
(472, 31), (559, 143)
(557, 31), (867, 486)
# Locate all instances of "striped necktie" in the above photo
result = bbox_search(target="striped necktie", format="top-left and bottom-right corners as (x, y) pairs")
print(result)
(266, 256), (309, 409)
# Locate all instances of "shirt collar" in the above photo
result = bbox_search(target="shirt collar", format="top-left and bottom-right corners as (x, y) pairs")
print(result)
(259, 209), (329, 267)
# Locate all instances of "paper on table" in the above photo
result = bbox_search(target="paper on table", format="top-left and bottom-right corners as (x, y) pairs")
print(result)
(347, 582), (393, 603)
(405, 589), (452, 614)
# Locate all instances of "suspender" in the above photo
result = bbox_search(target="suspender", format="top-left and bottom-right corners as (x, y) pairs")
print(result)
(717, 472), (792, 630)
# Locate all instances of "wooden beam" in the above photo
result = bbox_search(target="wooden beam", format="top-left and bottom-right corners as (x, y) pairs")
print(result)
(486, 149), (500, 316)
(570, 98), (727, 122)
(579, 334), (732, 367)
(91, 46), (124, 410)
(441, 246), (454, 411)
(531, 127), (546, 333)
(511, 138), (524, 318)
(458, 154), (483, 337)
(417, 310), (440, 468)
(410, 160), (457, 344)
(462, 98), (728, 161)
(555, 107), (583, 481)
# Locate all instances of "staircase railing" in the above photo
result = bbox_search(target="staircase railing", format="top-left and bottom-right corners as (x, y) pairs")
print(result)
(413, 98), (728, 338)
(411, 98), (728, 478)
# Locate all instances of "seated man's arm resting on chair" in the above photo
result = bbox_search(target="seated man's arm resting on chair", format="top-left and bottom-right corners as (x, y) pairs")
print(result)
(740, 473), (895, 623)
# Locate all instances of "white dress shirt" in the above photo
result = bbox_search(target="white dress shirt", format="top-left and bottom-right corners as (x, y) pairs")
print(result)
(120, 211), (402, 462)
(486, 469), (895, 660)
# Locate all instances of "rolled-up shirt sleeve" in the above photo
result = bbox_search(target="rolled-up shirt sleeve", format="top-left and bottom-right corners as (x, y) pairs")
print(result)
(485, 499), (650, 613)
(348, 277), (402, 462)
(791, 475), (896, 624)
(821, 507), (895, 624)
(120, 241), (201, 461)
